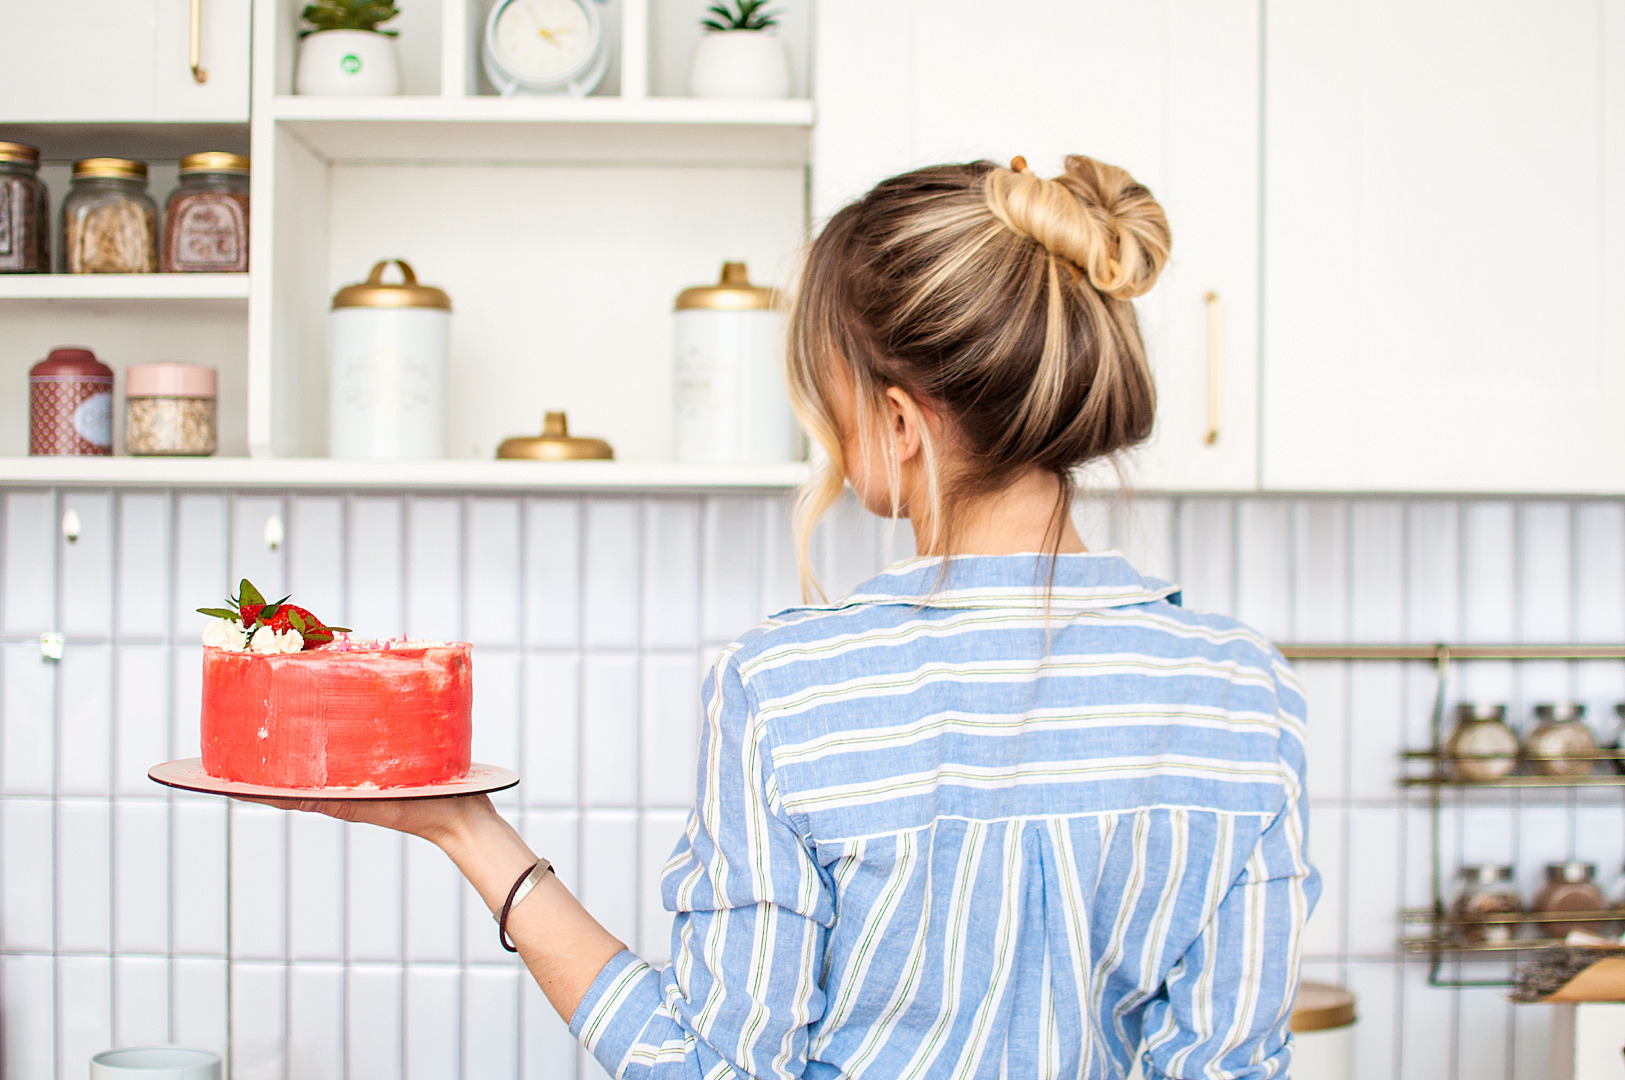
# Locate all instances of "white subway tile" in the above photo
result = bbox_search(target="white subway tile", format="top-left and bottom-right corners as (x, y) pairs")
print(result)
(1405, 501), (1459, 642)
(231, 496), (288, 605)
(759, 494), (803, 618)
(524, 499), (581, 648)
(464, 967), (521, 1079)
(1518, 502), (1571, 643)
(1344, 806), (1402, 957)
(580, 1049), (615, 1080)
(462, 862), (511, 966)
(1403, 802), (1456, 913)
(583, 500), (641, 649)
(2, 798), (54, 950)
(347, 497), (405, 638)
(172, 800), (227, 955)
(1573, 502), (1625, 639)
(1, 954), (54, 1080)
(814, 494), (882, 609)
(579, 810), (639, 948)
(523, 654), (580, 808)
(1397, 963), (1455, 1080)
(405, 835), (462, 964)
(1348, 501), (1404, 643)
(1511, 1000), (1552, 1080)
(1347, 663), (1405, 802)
(171, 645), (203, 762)
(1109, 497), (1177, 585)
(404, 965), (461, 1080)
(288, 964), (345, 1080)
(59, 491), (112, 639)
(1176, 498), (1235, 616)
(1343, 962), (1399, 1080)
(171, 957), (229, 1060)
(1516, 804), (1572, 901)
(523, 976), (577, 1080)
(466, 498), (522, 647)
(57, 642), (111, 795)
(643, 498), (701, 649)
(641, 654), (701, 809)
(288, 812), (345, 962)
(287, 496), (346, 627)
(1399, 662), (1441, 771)
(4, 640), (56, 795)
(1302, 805), (1345, 961)
(230, 962), (288, 1080)
(521, 810), (580, 895)
(640, 809), (688, 962)
(113, 955), (170, 1047)
(58, 798), (111, 952)
(1234, 499), (1292, 641)
(1461, 501), (1517, 642)
(115, 646), (170, 797)
(116, 493), (173, 639)
(229, 802), (287, 960)
(703, 497), (762, 645)
(1459, 804), (1517, 871)
(346, 965), (403, 1080)
(1292, 501), (1348, 641)
(347, 826), (404, 962)
(173, 495), (230, 630)
(1295, 661), (1349, 802)
(3, 490), (56, 636)
(473, 650), (522, 810)
(405, 496), (463, 640)
(57, 954), (111, 1080)
(114, 799), (169, 954)
(581, 655), (639, 807)
(1573, 805), (1625, 885)
(1455, 986), (1511, 1080)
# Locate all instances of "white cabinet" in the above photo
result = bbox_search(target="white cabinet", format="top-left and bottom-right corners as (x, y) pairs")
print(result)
(0, 0), (248, 121)
(813, 0), (1261, 491)
(1261, 0), (1612, 492)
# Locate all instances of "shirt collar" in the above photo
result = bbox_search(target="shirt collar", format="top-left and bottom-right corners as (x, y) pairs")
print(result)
(799, 552), (1181, 616)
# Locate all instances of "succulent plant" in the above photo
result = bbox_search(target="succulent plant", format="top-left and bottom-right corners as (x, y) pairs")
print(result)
(300, 0), (401, 37)
(702, 0), (779, 32)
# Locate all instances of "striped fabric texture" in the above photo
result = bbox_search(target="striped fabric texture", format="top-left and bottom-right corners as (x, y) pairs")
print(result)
(570, 553), (1319, 1080)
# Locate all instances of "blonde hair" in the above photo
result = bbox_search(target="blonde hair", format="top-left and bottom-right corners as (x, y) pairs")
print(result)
(786, 155), (1171, 601)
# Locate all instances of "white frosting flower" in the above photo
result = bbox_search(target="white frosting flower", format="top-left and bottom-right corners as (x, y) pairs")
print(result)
(249, 628), (305, 654)
(201, 618), (248, 651)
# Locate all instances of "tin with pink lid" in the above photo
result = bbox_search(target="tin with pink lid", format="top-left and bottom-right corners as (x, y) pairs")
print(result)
(125, 362), (218, 456)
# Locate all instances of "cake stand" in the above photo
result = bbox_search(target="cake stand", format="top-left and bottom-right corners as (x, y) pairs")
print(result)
(149, 759), (520, 800)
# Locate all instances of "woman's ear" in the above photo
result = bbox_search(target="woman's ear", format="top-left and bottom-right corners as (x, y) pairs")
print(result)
(883, 386), (928, 464)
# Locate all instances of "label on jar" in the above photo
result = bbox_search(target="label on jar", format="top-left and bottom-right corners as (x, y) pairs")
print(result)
(73, 392), (113, 447)
(0, 184), (11, 257)
(170, 196), (246, 271)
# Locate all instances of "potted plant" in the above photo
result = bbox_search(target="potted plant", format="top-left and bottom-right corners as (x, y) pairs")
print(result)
(296, 0), (403, 96)
(689, 0), (790, 99)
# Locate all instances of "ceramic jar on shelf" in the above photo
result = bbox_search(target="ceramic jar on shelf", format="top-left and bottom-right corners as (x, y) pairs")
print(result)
(29, 347), (113, 456)
(1532, 862), (1610, 939)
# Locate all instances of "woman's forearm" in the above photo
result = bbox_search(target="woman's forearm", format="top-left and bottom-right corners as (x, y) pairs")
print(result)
(433, 797), (627, 1021)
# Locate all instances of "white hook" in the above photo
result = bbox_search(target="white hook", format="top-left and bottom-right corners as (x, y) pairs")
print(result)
(264, 514), (284, 552)
(39, 633), (64, 662)
(61, 508), (81, 543)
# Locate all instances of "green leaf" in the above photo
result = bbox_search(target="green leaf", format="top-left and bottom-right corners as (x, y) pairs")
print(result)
(196, 607), (239, 620)
(325, 625), (352, 633)
(289, 610), (308, 633)
(260, 604), (281, 622)
(238, 578), (265, 607)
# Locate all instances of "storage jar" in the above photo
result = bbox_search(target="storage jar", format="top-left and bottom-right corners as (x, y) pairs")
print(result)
(1449, 864), (1522, 943)
(161, 153), (249, 273)
(1443, 703), (1519, 782)
(673, 261), (795, 464)
(0, 141), (49, 273)
(1609, 704), (1625, 776)
(1533, 862), (1609, 940)
(125, 363), (218, 456)
(61, 159), (158, 273)
(1525, 703), (1597, 778)
(329, 259), (451, 459)
(30, 347), (114, 455)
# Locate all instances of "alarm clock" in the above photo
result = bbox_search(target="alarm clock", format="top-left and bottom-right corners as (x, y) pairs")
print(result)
(483, 0), (610, 97)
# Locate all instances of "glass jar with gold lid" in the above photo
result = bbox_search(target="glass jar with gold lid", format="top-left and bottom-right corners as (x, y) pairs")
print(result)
(162, 152), (250, 272)
(0, 141), (49, 273)
(61, 158), (158, 273)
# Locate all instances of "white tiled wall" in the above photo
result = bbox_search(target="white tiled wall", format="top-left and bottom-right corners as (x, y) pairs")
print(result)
(2, 486), (1622, 1079)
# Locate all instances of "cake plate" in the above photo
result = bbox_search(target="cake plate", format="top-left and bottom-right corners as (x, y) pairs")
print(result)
(149, 759), (520, 800)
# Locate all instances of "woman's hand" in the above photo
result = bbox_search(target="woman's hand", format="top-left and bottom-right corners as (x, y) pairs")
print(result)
(237, 792), (493, 851)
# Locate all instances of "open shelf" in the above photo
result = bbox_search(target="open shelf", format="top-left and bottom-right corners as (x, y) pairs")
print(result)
(0, 274), (250, 302)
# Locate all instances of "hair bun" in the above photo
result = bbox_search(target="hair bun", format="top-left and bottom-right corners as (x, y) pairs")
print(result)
(985, 154), (1171, 300)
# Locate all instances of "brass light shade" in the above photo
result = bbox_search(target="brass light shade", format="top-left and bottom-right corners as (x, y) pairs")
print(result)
(496, 412), (614, 460)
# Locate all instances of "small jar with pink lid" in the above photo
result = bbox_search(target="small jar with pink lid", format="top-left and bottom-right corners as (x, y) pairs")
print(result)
(124, 362), (218, 456)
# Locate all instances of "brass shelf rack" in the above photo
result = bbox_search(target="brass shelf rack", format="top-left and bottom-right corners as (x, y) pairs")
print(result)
(1278, 643), (1625, 988)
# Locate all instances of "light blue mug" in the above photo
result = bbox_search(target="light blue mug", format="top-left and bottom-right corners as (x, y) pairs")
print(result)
(90, 1048), (221, 1079)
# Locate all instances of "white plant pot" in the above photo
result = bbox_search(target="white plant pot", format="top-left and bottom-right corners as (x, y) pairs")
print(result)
(296, 29), (401, 96)
(688, 31), (790, 99)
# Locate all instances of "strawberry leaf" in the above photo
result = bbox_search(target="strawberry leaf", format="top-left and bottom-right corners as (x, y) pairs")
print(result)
(261, 604), (281, 621)
(324, 625), (351, 633)
(239, 579), (265, 607)
(197, 607), (239, 620)
(289, 610), (308, 632)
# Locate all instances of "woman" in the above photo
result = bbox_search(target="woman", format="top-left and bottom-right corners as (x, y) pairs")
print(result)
(274, 155), (1317, 1079)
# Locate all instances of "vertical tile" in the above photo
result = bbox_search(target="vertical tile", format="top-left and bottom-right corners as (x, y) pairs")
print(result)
(1347, 663), (1405, 802)
(347, 965), (403, 1080)
(1403, 802), (1458, 915)
(643, 499), (701, 649)
(1517, 502), (1571, 643)
(464, 967), (521, 1079)
(1573, 804), (1625, 887)
(113, 955), (170, 1047)
(523, 975), (577, 1080)
(59, 491), (112, 638)
(114, 800), (169, 954)
(172, 495), (230, 628)
(521, 810), (580, 899)
(347, 827), (404, 962)
(171, 957), (229, 1060)
(1511, 991), (1552, 1080)
(348, 497), (406, 638)
(58, 798), (111, 952)
(4, 640), (56, 795)
(1295, 662), (1349, 802)
(1109, 496), (1177, 584)
(229, 802), (287, 960)
(59, 955), (111, 1080)
(1348, 501), (1404, 643)
(3, 490), (56, 635)
(405, 496), (463, 640)
(1455, 987), (1511, 1080)
(1516, 805), (1571, 901)
(581, 656), (639, 807)
(171, 645), (204, 763)
(1292, 500), (1349, 640)
(57, 642), (111, 795)
(115, 645), (170, 796)
(642, 654), (702, 809)
(231, 962), (288, 1080)
(405, 835), (461, 964)
(1344, 807), (1403, 957)
(583, 500), (641, 649)
(288, 812), (345, 961)
(523, 654), (580, 808)
(232, 496), (289, 602)
(288, 964), (345, 1080)
(172, 800), (227, 955)
(2, 798), (54, 949)
(759, 494), (804, 617)
(1571, 502), (1625, 710)
(524, 499), (581, 648)
(1234, 499), (1292, 641)
(1397, 962), (1455, 1080)
(639, 809), (689, 963)
(1175, 498), (1234, 615)
(466, 498), (523, 647)
(116, 492), (173, 638)
(1406, 501), (1460, 642)
(579, 810), (639, 947)
(1301, 805), (1345, 961)
(287, 496), (346, 628)
(1459, 805), (1517, 872)
(1461, 501), (1517, 642)
(815, 493), (883, 607)
(404, 966), (461, 1080)
(1343, 962), (1400, 1080)
(473, 651), (522, 809)
(0, 955), (54, 1080)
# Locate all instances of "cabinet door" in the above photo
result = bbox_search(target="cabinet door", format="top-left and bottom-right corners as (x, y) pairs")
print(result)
(154, 0), (251, 121)
(0, 0), (158, 120)
(1261, 0), (1608, 492)
(813, 0), (1261, 490)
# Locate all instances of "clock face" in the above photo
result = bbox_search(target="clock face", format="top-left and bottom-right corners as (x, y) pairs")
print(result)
(494, 0), (595, 82)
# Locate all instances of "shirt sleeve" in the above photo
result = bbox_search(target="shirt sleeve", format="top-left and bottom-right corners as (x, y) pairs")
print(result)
(1137, 654), (1321, 1080)
(569, 650), (834, 1080)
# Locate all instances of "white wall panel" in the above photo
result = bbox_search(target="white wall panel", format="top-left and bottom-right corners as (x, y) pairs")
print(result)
(4, 491), (57, 636)
(59, 492), (112, 640)
(115, 493), (172, 639)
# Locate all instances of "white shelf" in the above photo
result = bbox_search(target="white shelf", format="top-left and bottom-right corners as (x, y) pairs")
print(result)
(0, 274), (250, 302)
(271, 95), (815, 164)
(0, 457), (808, 491)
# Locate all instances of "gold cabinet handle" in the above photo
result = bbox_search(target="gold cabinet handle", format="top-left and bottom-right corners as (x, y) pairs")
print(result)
(189, 0), (209, 83)
(1203, 290), (1222, 445)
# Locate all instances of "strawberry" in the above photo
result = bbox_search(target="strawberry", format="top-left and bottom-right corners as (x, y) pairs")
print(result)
(198, 578), (349, 651)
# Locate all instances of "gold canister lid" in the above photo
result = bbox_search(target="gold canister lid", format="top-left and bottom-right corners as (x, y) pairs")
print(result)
(332, 259), (452, 311)
(1290, 981), (1356, 1033)
(179, 151), (250, 174)
(675, 261), (780, 311)
(0, 141), (40, 164)
(73, 157), (147, 179)
(496, 412), (614, 461)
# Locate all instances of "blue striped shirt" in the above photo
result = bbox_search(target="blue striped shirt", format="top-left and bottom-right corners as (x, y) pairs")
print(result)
(570, 552), (1318, 1080)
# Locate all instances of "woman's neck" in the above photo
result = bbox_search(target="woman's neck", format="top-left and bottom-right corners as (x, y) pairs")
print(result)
(917, 470), (1086, 557)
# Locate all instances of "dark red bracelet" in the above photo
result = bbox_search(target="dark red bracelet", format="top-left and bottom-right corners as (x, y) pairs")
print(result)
(497, 857), (553, 953)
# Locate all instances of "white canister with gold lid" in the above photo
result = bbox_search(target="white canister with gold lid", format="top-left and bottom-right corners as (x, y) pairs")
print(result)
(329, 259), (451, 459)
(673, 262), (796, 464)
